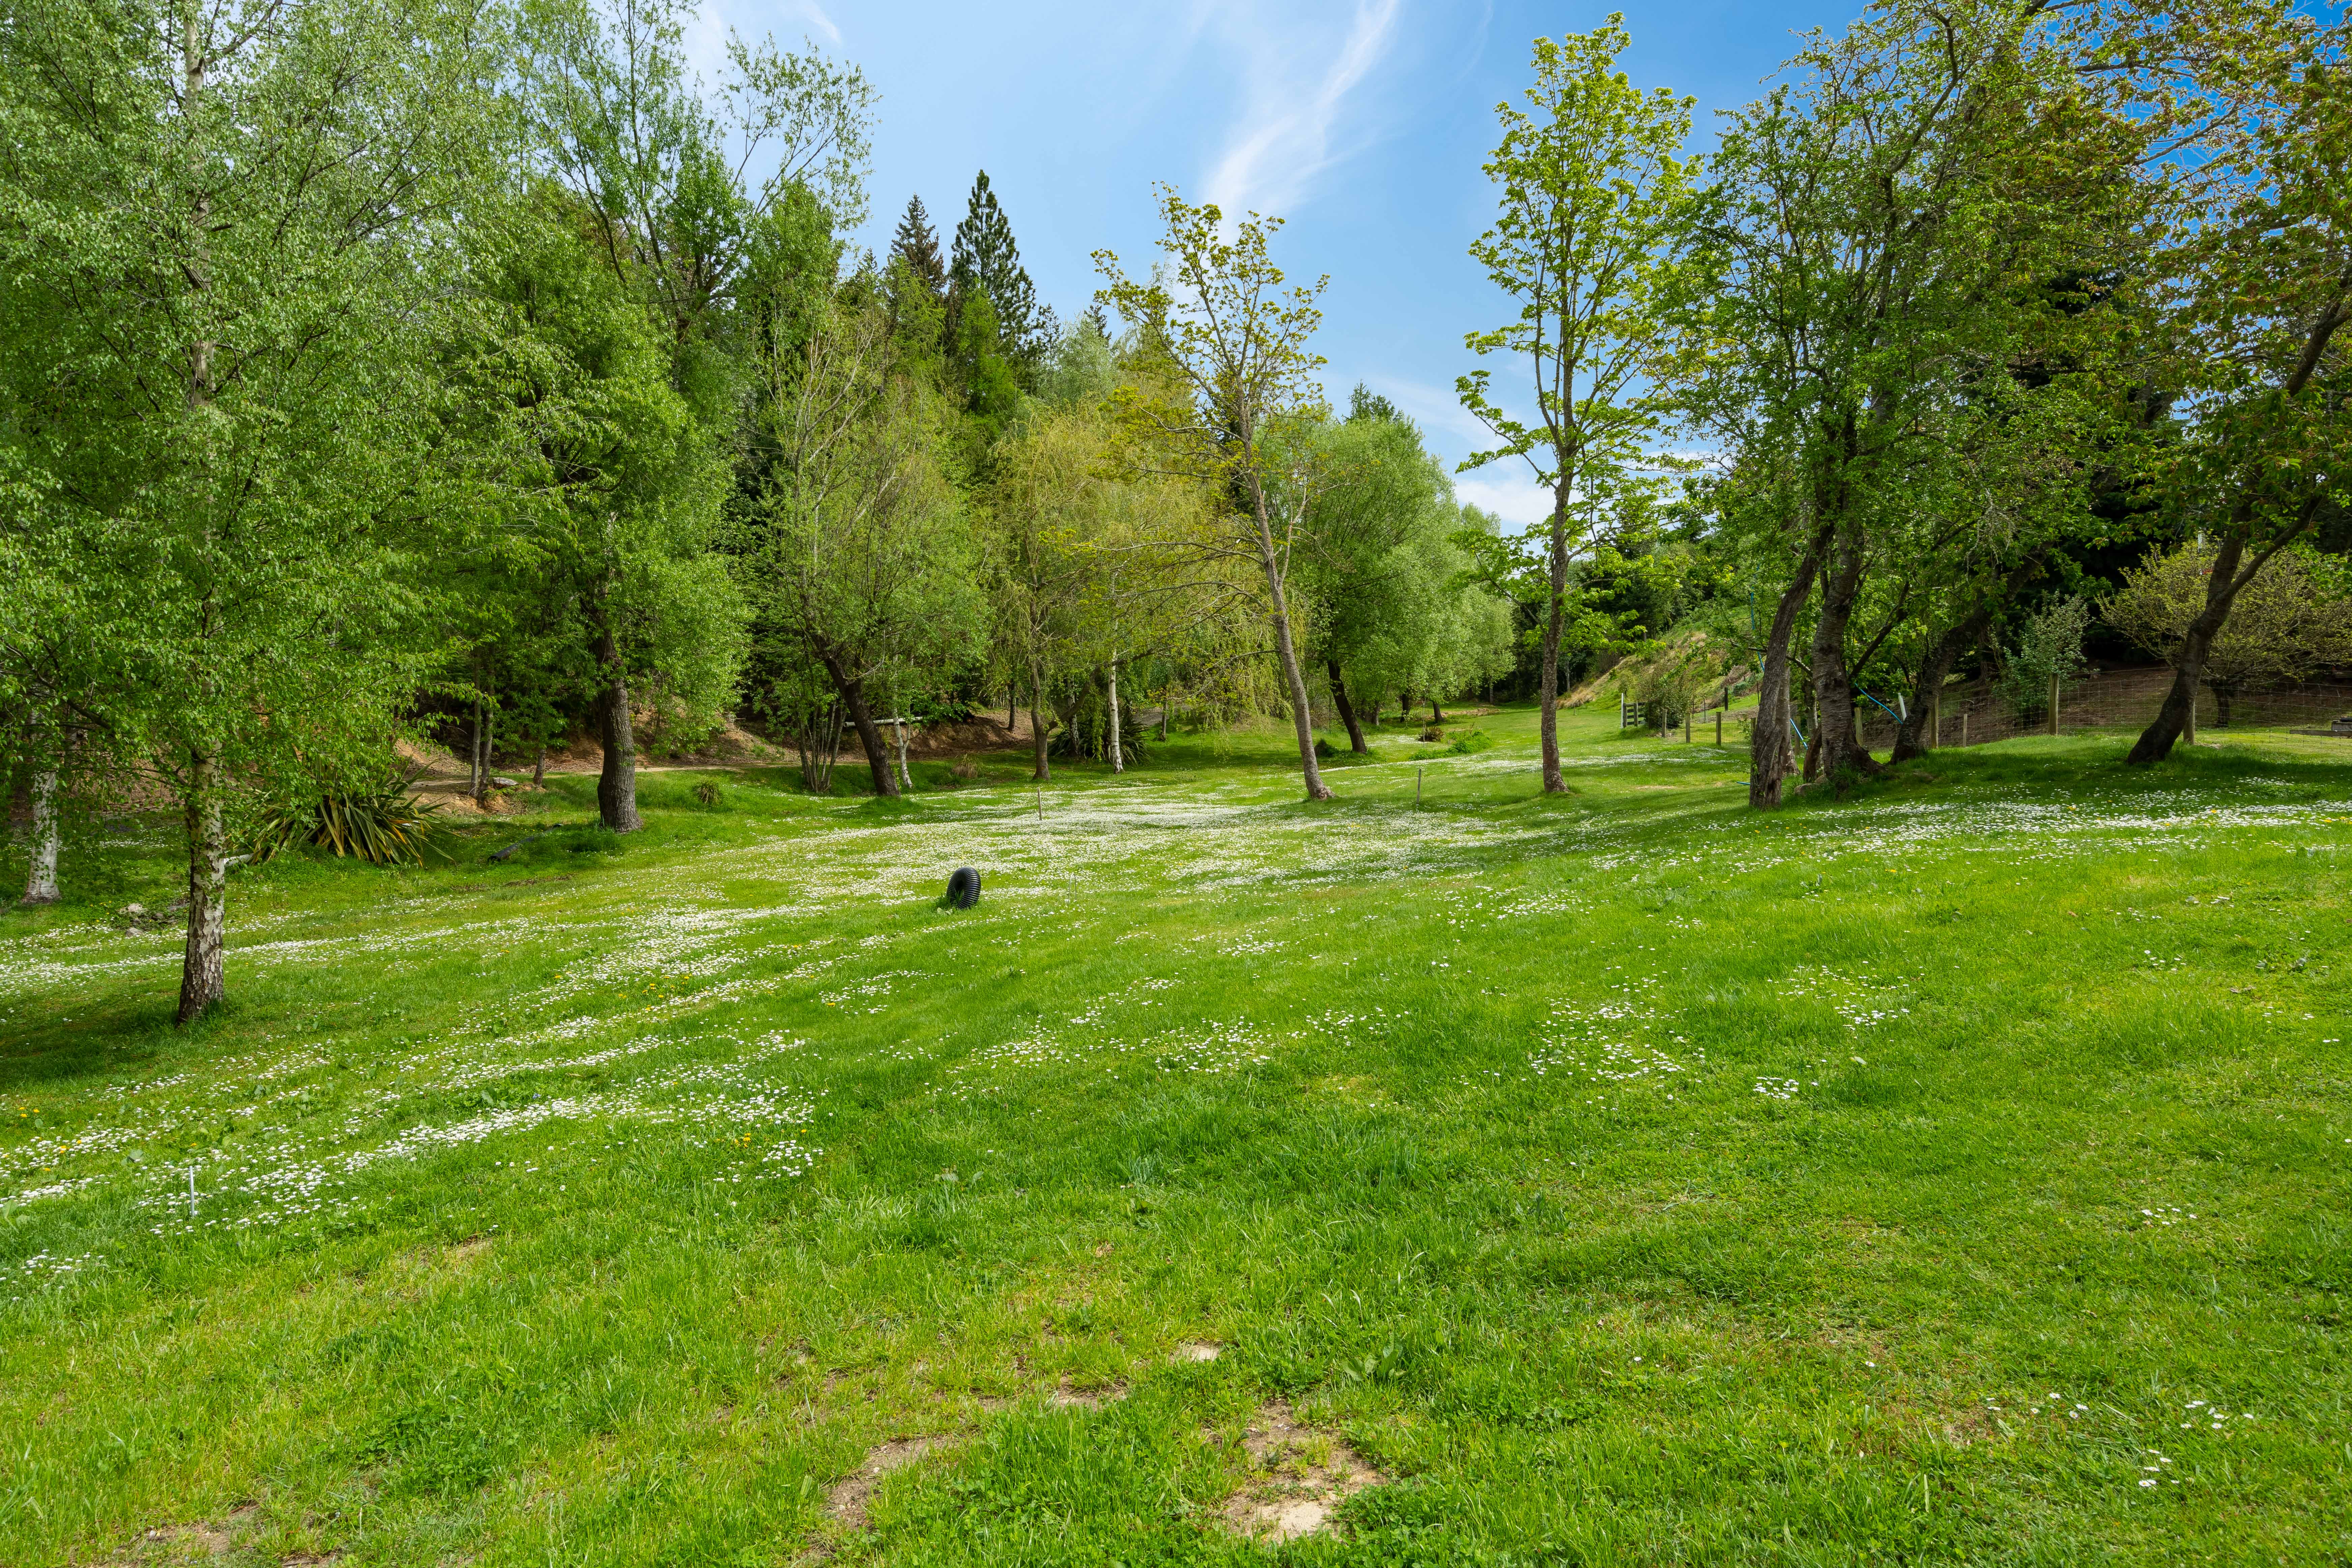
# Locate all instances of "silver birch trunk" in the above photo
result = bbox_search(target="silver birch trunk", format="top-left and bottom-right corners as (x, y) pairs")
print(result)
(1107, 655), (1123, 774)
(176, 9), (225, 1024)
(21, 768), (60, 904)
(177, 748), (227, 1024)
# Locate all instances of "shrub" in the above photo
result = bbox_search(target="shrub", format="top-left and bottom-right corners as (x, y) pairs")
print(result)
(251, 776), (443, 866)
(691, 781), (722, 807)
(2000, 596), (2091, 720)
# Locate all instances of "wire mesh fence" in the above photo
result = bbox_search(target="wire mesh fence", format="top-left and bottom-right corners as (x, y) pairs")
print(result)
(1669, 667), (2352, 751)
(1863, 667), (2352, 749)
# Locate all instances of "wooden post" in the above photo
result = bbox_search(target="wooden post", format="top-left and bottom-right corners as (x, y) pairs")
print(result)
(1961, 712), (1969, 747)
(1416, 766), (1424, 808)
(1619, 692), (1628, 730)
(1715, 710), (1723, 747)
(2049, 673), (2060, 737)
(1684, 708), (1692, 744)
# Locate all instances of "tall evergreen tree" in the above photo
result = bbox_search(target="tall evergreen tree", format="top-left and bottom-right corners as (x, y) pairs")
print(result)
(891, 194), (947, 298)
(950, 170), (1040, 360)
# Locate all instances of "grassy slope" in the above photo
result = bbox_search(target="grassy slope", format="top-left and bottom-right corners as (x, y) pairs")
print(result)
(2, 707), (2348, 1567)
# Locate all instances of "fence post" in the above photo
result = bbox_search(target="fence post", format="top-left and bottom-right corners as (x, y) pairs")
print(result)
(1619, 692), (1627, 730)
(1684, 708), (1692, 744)
(1716, 710), (1724, 747)
(2049, 673), (2060, 736)
(1961, 712), (1969, 747)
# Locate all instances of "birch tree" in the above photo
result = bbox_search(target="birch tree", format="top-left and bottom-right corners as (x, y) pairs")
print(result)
(0, 0), (498, 1022)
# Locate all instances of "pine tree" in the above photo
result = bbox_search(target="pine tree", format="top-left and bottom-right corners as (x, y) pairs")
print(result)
(949, 170), (1039, 361)
(891, 194), (946, 298)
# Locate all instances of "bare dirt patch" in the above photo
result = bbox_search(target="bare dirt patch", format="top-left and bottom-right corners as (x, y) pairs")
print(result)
(1173, 1341), (1222, 1363)
(114, 1504), (255, 1562)
(1219, 1402), (1383, 1542)
(1045, 1376), (1127, 1410)
(827, 1436), (945, 1531)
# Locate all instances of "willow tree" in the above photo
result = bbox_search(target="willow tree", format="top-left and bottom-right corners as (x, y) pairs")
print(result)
(1096, 188), (1336, 800)
(1460, 16), (1703, 795)
(988, 410), (1103, 781)
(740, 294), (979, 798)
(0, 0), (497, 1022)
(1282, 399), (1491, 751)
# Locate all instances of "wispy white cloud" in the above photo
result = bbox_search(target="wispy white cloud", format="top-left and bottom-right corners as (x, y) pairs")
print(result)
(790, 0), (843, 47)
(1356, 373), (1488, 445)
(1197, 0), (1404, 217)
(1454, 473), (1553, 533)
(682, 0), (843, 87)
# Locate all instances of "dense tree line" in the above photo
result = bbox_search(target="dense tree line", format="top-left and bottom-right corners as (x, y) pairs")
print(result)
(1460, 1), (2351, 803)
(5, 0), (2348, 1021)
(0, 0), (1510, 1019)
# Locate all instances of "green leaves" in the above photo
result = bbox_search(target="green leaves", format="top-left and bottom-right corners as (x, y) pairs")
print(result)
(1460, 13), (1704, 501)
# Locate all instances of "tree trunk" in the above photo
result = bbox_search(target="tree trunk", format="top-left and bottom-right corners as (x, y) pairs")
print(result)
(1808, 525), (1877, 781)
(2127, 278), (2348, 764)
(1430, 695), (1444, 724)
(1890, 557), (2039, 763)
(174, 6), (225, 1023)
(2125, 522), (2285, 764)
(533, 744), (547, 787)
(1536, 485), (1570, 794)
(21, 766), (60, 905)
(821, 649), (898, 797)
(1008, 687), (1017, 729)
(592, 615), (642, 831)
(1161, 687), (1170, 741)
(177, 748), (227, 1026)
(1326, 658), (1368, 752)
(471, 702), (494, 807)
(1107, 655), (1124, 774)
(2210, 682), (2234, 728)
(1247, 496), (1331, 800)
(1750, 525), (1829, 809)
(1367, 697), (1381, 730)
(1027, 663), (1051, 780)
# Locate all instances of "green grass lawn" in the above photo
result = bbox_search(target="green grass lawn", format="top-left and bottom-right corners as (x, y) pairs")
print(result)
(3, 706), (2348, 1566)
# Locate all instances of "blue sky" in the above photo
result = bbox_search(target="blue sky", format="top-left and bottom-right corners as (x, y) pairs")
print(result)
(687, 0), (1845, 528)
